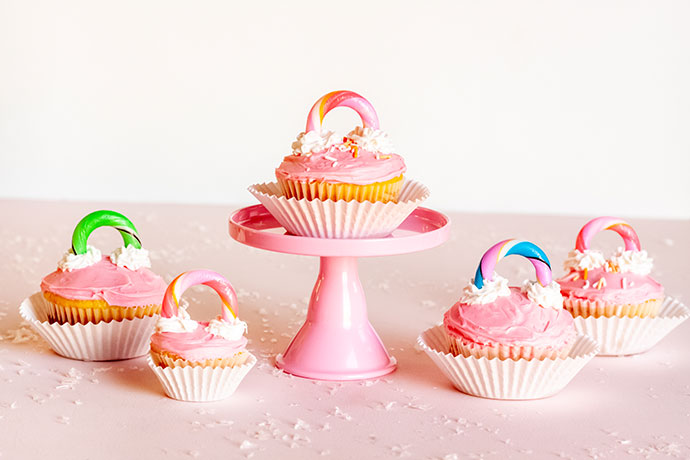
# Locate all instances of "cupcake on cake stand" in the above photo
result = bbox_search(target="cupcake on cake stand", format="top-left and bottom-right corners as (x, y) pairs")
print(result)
(231, 90), (450, 380)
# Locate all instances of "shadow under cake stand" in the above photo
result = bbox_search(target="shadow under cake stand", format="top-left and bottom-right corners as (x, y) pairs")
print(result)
(228, 204), (451, 381)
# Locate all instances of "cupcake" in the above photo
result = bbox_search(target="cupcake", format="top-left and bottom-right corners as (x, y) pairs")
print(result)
(248, 90), (429, 239)
(557, 217), (664, 319)
(40, 210), (166, 325)
(418, 239), (598, 400)
(148, 270), (255, 401)
(443, 239), (576, 360)
(555, 217), (687, 356)
(19, 210), (165, 361)
(276, 90), (406, 203)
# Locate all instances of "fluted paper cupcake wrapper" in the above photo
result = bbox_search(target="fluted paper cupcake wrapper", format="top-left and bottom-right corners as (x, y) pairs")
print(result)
(147, 354), (256, 402)
(19, 293), (158, 361)
(418, 325), (599, 400)
(248, 179), (429, 239)
(573, 296), (689, 356)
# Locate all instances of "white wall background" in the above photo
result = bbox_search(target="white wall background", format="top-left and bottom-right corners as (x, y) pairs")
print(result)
(1, 0), (688, 218)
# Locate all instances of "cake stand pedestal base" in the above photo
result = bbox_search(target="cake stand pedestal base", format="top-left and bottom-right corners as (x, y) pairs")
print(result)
(275, 256), (396, 380)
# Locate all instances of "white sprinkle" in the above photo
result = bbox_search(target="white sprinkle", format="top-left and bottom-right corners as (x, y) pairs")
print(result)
(390, 444), (412, 457)
(405, 401), (433, 411)
(239, 441), (256, 451)
(294, 419), (310, 430)
(331, 406), (352, 421)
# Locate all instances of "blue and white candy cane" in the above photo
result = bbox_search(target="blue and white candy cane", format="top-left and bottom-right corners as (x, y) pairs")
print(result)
(474, 239), (552, 289)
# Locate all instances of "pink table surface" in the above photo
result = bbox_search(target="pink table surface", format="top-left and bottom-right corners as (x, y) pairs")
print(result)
(0, 199), (688, 460)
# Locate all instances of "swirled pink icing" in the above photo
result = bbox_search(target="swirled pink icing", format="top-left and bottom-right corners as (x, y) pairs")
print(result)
(556, 268), (663, 305)
(443, 288), (576, 348)
(40, 257), (166, 307)
(150, 323), (248, 362)
(275, 148), (406, 185)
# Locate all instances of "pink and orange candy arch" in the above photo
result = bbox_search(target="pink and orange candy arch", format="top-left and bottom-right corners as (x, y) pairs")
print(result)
(162, 269), (238, 321)
(305, 90), (380, 133)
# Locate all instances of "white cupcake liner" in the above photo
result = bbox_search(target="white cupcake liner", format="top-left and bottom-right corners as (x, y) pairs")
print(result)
(19, 293), (158, 361)
(573, 296), (689, 356)
(248, 179), (429, 238)
(147, 353), (256, 402)
(418, 325), (599, 400)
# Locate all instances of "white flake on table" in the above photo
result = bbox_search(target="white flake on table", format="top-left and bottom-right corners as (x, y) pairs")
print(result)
(55, 368), (84, 390)
(239, 440), (256, 450)
(330, 406), (352, 421)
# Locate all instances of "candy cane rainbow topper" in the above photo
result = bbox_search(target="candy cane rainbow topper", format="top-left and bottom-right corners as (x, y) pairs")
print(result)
(474, 239), (553, 290)
(575, 217), (641, 253)
(162, 270), (238, 321)
(305, 90), (380, 133)
(71, 210), (141, 255)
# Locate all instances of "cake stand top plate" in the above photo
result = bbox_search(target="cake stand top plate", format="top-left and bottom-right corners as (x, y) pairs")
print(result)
(228, 205), (451, 257)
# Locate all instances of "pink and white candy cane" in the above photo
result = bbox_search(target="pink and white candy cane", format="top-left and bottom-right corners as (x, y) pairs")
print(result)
(305, 90), (380, 133)
(575, 217), (641, 252)
(162, 270), (238, 320)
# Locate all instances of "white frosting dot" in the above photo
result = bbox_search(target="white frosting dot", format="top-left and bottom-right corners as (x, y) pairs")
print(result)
(292, 130), (339, 155)
(156, 306), (198, 333)
(521, 280), (564, 310)
(346, 126), (395, 154)
(563, 249), (606, 272)
(109, 245), (151, 271)
(57, 245), (102, 271)
(460, 274), (511, 305)
(609, 248), (653, 275)
(205, 316), (248, 341)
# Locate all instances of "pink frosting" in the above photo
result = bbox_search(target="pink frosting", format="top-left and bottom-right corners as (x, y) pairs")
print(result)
(40, 257), (166, 307)
(275, 147), (406, 185)
(443, 288), (576, 348)
(150, 322), (248, 362)
(557, 268), (663, 305)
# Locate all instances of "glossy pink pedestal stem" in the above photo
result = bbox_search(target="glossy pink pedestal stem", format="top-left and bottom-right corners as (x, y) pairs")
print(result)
(229, 205), (450, 381)
(276, 256), (395, 380)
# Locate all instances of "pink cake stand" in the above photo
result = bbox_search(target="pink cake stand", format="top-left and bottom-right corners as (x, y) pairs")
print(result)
(228, 205), (451, 381)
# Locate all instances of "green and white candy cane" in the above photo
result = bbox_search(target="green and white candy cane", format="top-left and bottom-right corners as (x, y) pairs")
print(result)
(71, 210), (142, 255)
